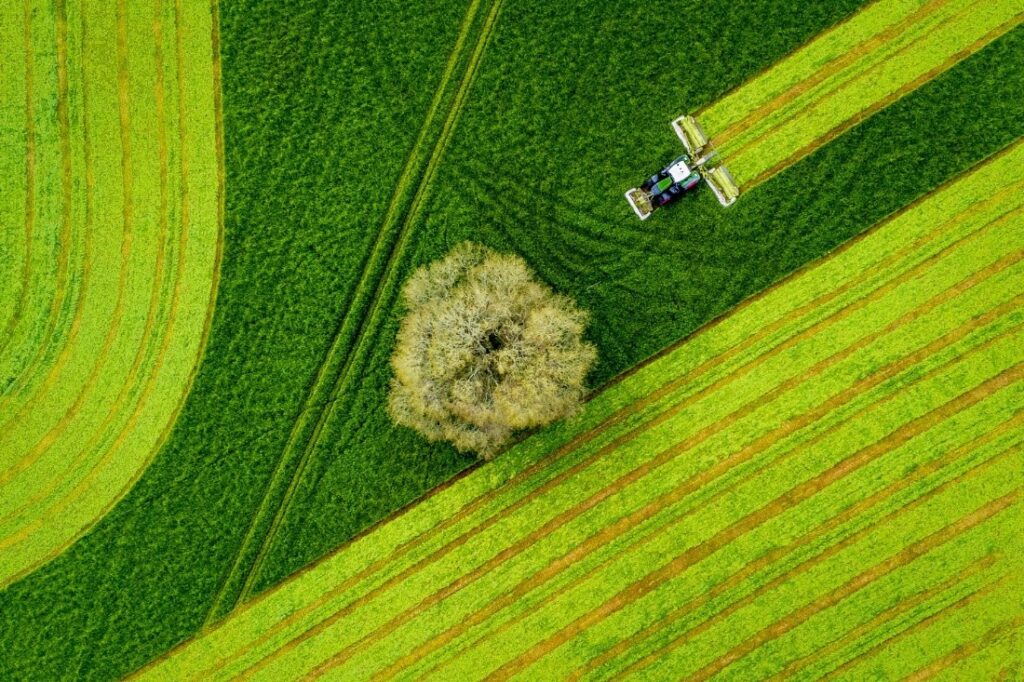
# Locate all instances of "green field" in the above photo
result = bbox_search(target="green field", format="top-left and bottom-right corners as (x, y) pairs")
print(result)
(0, 0), (220, 586)
(1, 0), (1023, 679)
(137, 140), (1024, 680)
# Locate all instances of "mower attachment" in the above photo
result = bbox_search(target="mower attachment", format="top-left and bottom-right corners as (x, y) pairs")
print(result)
(672, 115), (709, 156)
(624, 188), (654, 220)
(703, 163), (740, 207)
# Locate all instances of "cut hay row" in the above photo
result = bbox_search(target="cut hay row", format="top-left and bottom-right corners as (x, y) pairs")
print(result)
(135, 138), (1024, 680)
(0, 0), (222, 587)
(696, 0), (1024, 187)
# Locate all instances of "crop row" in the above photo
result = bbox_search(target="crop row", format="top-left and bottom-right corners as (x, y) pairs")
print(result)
(0, 0), (221, 586)
(137, 139), (1024, 681)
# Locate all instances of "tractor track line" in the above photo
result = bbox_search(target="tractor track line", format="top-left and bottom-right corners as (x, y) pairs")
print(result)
(744, 13), (1024, 188)
(721, 0), (967, 160)
(826, 577), (1022, 678)
(683, 494), (1021, 681)
(406, 308), (1024, 682)
(608, 427), (1024, 680)
(0, 0), (35, 358)
(304, 256), (1023, 680)
(713, 0), (952, 147)
(584, 425), (1024, 681)
(142, 143), (1021, 676)
(202, 0), (498, 626)
(486, 369), (1024, 680)
(899, 613), (1024, 681)
(187, 164), (1023, 677)
(233, 0), (506, 609)
(234, 0), (505, 607)
(772, 557), (1005, 681)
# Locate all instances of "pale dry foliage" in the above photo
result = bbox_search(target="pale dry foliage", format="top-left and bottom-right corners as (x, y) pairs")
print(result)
(388, 242), (597, 458)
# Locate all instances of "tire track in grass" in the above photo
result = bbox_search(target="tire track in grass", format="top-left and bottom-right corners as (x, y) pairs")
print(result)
(901, 614), (1024, 682)
(304, 229), (1024, 680)
(183, 158), (1023, 678)
(771, 558), (1007, 680)
(711, 0), (954, 148)
(743, 13), (1024, 188)
(375, 245), (1023, 680)
(581, 423), (1024, 681)
(203, 0), (502, 624)
(681, 493), (1020, 682)
(486, 367), (1024, 680)
(400, 302), (1023, 682)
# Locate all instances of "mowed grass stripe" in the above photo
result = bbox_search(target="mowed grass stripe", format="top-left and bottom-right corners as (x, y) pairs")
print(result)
(413, 315), (1024, 682)
(579, 417), (1024, 681)
(373, 254), (1024, 681)
(205, 0), (497, 623)
(739, 9), (1024, 187)
(133, 140), (1024, 681)
(0, 0), (222, 586)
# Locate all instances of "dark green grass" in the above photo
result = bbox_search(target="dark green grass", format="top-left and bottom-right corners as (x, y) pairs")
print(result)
(1, 1), (1022, 680)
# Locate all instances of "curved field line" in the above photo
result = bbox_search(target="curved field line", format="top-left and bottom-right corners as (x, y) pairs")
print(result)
(385, 302), (1024, 682)
(826, 584), (1022, 679)
(203, 0), (505, 625)
(0, 0), (80, 412)
(712, 0), (952, 147)
(743, 13), (1024, 189)
(487, 382), (1024, 681)
(0, 0), (177, 547)
(681, 493), (1020, 682)
(299, 224), (1024, 679)
(0, 0), (36, 356)
(582, 428), (1024, 680)
(770, 558), (1005, 680)
(156, 144), (1024, 679)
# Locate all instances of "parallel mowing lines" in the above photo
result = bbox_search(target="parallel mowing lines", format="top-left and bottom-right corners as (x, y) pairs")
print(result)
(306, 237), (1023, 677)
(488, 385), (1024, 681)
(388, 302), (1024, 682)
(744, 13), (1024, 188)
(184, 148), (1024, 677)
(770, 561), (1007, 675)
(613, 440), (1023, 680)
(901, 614), (1024, 682)
(1, 0), (36, 356)
(375, 255), (1024, 679)
(681, 493), (1021, 682)
(581, 425), (1024, 680)
(204, 0), (500, 624)
(709, 0), (949, 146)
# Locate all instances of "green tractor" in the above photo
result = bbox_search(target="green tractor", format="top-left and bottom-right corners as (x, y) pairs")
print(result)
(625, 115), (740, 220)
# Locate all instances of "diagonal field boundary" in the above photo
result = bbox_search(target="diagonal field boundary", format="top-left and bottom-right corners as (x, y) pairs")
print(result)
(203, 0), (507, 625)
(133, 125), (1024, 681)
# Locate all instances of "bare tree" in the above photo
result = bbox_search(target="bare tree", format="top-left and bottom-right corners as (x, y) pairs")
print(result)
(389, 242), (597, 458)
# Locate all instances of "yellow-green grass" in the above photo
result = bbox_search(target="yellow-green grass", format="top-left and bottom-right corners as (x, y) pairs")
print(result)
(134, 137), (1024, 680)
(0, 0), (221, 586)
(698, 0), (1024, 187)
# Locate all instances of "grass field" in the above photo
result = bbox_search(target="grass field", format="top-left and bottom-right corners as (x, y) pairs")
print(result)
(1, 1), (1023, 679)
(0, 0), (221, 586)
(136, 139), (1024, 681)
